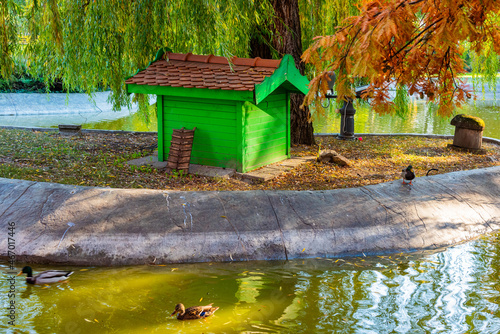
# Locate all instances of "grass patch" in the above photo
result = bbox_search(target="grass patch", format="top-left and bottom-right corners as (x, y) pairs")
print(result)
(0, 128), (499, 191)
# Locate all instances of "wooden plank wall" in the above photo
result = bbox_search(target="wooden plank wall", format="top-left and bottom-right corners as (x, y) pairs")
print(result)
(243, 92), (288, 172)
(162, 96), (240, 170)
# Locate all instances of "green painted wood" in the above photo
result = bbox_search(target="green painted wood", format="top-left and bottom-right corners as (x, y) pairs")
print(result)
(127, 84), (254, 102)
(164, 128), (237, 143)
(240, 94), (289, 172)
(157, 95), (164, 161)
(164, 107), (236, 121)
(286, 92), (291, 157)
(189, 156), (240, 170)
(254, 93), (287, 103)
(244, 131), (286, 147)
(245, 142), (286, 159)
(245, 110), (286, 123)
(161, 96), (240, 169)
(254, 54), (310, 104)
(188, 131), (238, 142)
(236, 101), (244, 173)
(245, 119), (286, 133)
(190, 150), (237, 161)
(163, 128), (237, 148)
(245, 142), (287, 159)
(246, 105), (287, 120)
(165, 138), (237, 160)
(164, 113), (237, 132)
(245, 127), (286, 139)
(165, 100), (238, 115)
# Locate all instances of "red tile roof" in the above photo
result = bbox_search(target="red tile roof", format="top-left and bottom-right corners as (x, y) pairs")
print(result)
(125, 52), (281, 91)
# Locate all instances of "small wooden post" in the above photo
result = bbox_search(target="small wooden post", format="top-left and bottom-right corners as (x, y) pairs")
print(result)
(166, 127), (196, 172)
(450, 114), (485, 150)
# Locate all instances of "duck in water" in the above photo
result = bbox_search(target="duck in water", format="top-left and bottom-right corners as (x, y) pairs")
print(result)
(17, 266), (73, 284)
(170, 303), (219, 320)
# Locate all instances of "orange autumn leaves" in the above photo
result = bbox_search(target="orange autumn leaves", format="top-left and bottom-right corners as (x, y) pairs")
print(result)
(302, 0), (500, 117)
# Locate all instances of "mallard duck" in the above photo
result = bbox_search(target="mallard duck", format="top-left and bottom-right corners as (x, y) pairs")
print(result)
(17, 266), (73, 285)
(170, 303), (219, 320)
(401, 165), (415, 185)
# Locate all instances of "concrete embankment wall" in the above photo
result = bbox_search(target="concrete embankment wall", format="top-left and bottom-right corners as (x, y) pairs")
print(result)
(0, 166), (499, 266)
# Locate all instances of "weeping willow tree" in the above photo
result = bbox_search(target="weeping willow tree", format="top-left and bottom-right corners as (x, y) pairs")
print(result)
(1, 0), (367, 145)
(299, 0), (361, 122)
(19, 0), (273, 112)
(299, 0), (359, 74)
(0, 0), (21, 79)
(469, 44), (500, 99)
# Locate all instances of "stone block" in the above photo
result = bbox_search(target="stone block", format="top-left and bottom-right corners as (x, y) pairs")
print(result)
(58, 124), (82, 136)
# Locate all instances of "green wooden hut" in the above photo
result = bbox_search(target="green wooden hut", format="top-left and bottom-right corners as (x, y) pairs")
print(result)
(126, 48), (309, 173)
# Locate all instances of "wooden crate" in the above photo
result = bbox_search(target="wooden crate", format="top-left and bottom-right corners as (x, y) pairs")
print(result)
(166, 127), (196, 172)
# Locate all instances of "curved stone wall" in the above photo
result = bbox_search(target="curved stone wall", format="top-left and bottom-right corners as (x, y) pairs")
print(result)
(1, 166), (499, 266)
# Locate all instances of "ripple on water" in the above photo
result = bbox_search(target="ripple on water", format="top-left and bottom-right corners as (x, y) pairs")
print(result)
(2, 234), (500, 333)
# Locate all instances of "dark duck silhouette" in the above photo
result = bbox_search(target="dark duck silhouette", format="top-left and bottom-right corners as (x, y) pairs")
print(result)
(171, 303), (219, 320)
(17, 266), (73, 284)
(401, 165), (415, 185)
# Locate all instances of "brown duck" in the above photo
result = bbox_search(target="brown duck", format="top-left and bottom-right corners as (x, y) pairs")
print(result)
(170, 303), (219, 320)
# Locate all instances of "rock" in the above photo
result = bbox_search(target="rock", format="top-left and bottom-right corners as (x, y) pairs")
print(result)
(317, 149), (351, 166)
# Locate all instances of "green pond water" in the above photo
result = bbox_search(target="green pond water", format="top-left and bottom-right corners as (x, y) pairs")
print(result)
(79, 98), (500, 139)
(2, 233), (500, 333)
(313, 99), (500, 139)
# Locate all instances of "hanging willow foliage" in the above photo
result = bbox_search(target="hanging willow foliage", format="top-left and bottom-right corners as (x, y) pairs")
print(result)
(0, 0), (20, 79)
(14, 0), (273, 110)
(298, 0), (361, 119)
(2, 1), (360, 104)
(299, 0), (359, 78)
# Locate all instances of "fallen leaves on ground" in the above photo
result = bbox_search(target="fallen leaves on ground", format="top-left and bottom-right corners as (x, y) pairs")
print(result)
(0, 128), (499, 191)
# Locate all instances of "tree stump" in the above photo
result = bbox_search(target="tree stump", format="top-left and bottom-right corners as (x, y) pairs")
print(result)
(450, 114), (485, 150)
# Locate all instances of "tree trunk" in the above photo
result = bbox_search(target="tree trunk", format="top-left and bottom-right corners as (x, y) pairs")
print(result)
(250, 0), (315, 145)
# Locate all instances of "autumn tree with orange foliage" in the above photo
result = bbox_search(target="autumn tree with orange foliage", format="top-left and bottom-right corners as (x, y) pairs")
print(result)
(302, 0), (500, 117)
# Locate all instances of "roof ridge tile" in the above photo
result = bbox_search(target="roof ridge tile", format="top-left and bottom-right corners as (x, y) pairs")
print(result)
(165, 51), (280, 69)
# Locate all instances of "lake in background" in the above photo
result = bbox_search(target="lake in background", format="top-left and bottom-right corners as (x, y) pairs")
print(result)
(0, 89), (498, 138)
(314, 97), (500, 139)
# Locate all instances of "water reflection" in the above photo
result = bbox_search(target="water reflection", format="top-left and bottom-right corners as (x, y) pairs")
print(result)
(1, 93), (498, 138)
(1, 234), (500, 333)
(314, 98), (500, 139)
